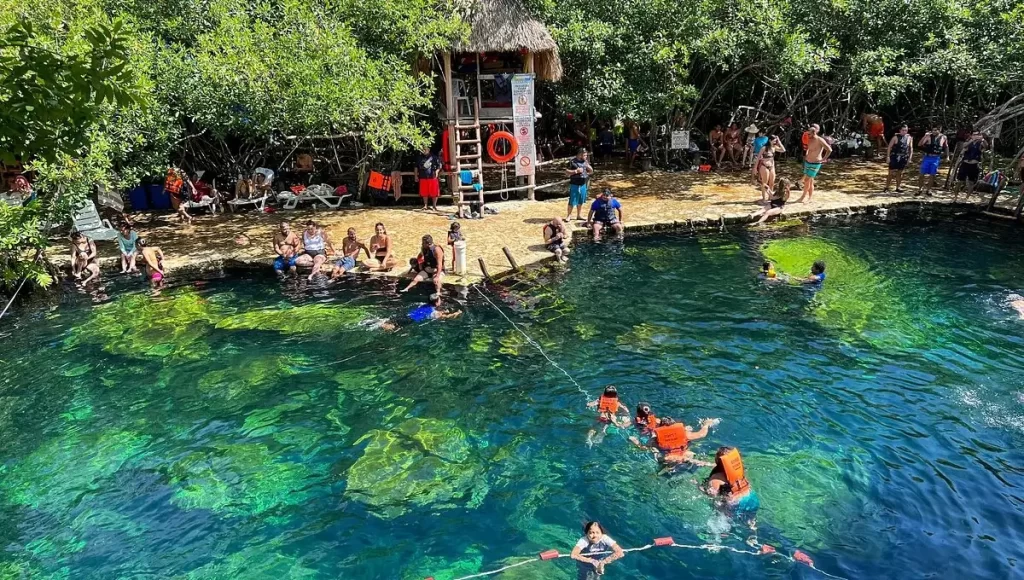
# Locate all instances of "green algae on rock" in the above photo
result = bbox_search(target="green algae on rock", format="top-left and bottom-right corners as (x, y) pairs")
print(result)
(180, 541), (318, 579)
(345, 418), (488, 519)
(216, 303), (371, 336)
(198, 355), (309, 402)
(401, 546), (483, 580)
(65, 289), (223, 360)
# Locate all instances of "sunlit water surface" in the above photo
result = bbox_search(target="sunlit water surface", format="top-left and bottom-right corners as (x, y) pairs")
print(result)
(2, 219), (1023, 579)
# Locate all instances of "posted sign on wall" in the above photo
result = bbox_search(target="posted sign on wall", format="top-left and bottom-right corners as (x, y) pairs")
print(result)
(511, 74), (536, 177)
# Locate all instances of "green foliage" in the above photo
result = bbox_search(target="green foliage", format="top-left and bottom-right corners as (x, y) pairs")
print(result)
(345, 418), (489, 519)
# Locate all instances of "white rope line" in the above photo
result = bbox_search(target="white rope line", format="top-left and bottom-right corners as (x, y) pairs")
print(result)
(473, 284), (589, 400)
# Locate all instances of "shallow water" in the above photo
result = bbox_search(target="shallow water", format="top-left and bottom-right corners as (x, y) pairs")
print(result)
(2, 219), (1024, 579)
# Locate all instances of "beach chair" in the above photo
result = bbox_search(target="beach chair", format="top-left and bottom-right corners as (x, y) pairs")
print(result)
(277, 184), (350, 210)
(72, 199), (119, 240)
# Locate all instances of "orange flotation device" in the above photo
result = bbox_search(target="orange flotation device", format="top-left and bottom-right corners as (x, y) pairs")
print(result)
(164, 169), (183, 195)
(654, 423), (689, 457)
(597, 394), (619, 414)
(487, 131), (518, 163)
(721, 448), (750, 494)
(801, 131), (811, 150)
(634, 413), (658, 432)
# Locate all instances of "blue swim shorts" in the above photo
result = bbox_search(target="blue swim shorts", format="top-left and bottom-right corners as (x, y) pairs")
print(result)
(628, 139), (640, 153)
(569, 183), (588, 207)
(274, 255), (297, 271)
(920, 154), (941, 176)
(336, 256), (356, 272)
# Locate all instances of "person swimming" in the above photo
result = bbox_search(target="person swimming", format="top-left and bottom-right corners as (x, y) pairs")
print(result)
(800, 260), (826, 284)
(1006, 293), (1024, 319)
(760, 261), (776, 279)
(586, 385), (631, 446)
(647, 416), (717, 474)
(703, 446), (760, 529)
(628, 401), (659, 449)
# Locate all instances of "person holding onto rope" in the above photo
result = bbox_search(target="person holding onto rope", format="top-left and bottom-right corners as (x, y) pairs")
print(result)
(543, 218), (571, 262)
(648, 416), (717, 474)
(796, 124), (831, 203)
(704, 446), (760, 527)
(571, 521), (625, 580)
(586, 385), (631, 446)
(272, 221), (300, 277)
(587, 188), (623, 242)
(884, 124), (913, 194)
(565, 148), (594, 222)
(402, 234), (445, 295)
(916, 125), (949, 196)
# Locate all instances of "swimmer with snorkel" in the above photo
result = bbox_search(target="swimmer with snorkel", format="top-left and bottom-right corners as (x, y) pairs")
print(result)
(586, 385), (631, 446)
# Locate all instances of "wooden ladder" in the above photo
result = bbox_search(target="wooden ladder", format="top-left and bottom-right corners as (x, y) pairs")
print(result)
(452, 98), (484, 215)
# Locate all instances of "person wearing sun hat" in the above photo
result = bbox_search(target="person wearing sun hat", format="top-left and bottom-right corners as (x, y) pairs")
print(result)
(743, 124), (766, 168)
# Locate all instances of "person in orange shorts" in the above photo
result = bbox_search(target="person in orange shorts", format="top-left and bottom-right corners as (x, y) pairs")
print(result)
(862, 113), (885, 157)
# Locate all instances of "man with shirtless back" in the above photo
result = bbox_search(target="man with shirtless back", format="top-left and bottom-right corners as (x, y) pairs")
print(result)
(137, 238), (165, 288)
(272, 221), (300, 277)
(709, 124), (726, 167)
(797, 124), (832, 203)
(332, 228), (371, 278)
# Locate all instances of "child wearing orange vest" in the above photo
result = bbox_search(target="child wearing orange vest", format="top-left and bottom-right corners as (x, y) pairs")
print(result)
(585, 385), (631, 446)
(704, 446), (760, 527)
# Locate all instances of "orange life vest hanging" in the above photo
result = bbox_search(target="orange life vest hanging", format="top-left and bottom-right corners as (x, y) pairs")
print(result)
(597, 395), (619, 413)
(721, 448), (750, 494)
(164, 169), (183, 195)
(654, 423), (689, 453)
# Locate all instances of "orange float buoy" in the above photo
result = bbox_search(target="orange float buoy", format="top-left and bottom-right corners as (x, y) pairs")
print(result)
(654, 537), (674, 546)
(538, 549), (560, 561)
(487, 131), (518, 163)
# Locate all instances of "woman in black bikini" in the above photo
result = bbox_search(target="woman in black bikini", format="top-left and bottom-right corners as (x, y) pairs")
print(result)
(70, 232), (100, 285)
(364, 222), (397, 271)
(755, 135), (785, 202)
(752, 178), (792, 226)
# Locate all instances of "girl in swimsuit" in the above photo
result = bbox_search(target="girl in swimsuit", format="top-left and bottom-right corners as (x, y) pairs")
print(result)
(756, 135), (785, 201)
(69, 232), (100, 285)
(365, 222), (397, 271)
(752, 178), (792, 226)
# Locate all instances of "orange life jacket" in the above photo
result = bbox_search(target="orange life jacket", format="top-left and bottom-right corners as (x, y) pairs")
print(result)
(597, 395), (619, 414)
(721, 448), (750, 494)
(654, 423), (688, 453)
(164, 170), (183, 195)
(634, 413), (657, 432)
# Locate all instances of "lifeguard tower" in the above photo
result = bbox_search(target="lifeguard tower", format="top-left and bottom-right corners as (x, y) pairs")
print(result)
(434, 0), (562, 208)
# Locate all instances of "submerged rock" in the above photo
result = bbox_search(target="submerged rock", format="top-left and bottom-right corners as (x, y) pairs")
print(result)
(345, 418), (488, 519)
(216, 303), (371, 336)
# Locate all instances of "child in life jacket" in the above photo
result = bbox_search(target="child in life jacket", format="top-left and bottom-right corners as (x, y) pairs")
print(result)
(647, 416), (718, 474)
(703, 446), (760, 528)
(586, 385), (631, 446)
(628, 401), (660, 448)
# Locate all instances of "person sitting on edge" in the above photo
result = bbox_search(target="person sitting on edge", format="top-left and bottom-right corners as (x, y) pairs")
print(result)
(407, 293), (463, 323)
(709, 124), (726, 167)
(587, 188), (623, 242)
(447, 222), (464, 271)
(117, 223), (139, 274)
(137, 238), (165, 288)
(703, 446), (760, 527)
(70, 232), (100, 285)
(724, 122), (743, 165)
(401, 234), (445, 295)
(332, 228), (371, 279)
(543, 218), (571, 263)
(884, 124), (913, 194)
(797, 123), (831, 203)
(628, 401), (660, 449)
(648, 416), (717, 474)
(365, 222), (397, 272)
(571, 521), (625, 580)
(916, 125), (949, 196)
(298, 220), (335, 281)
(752, 178), (792, 226)
(565, 148), (594, 222)
(800, 260), (826, 284)
(586, 385), (631, 446)
(273, 221), (300, 277)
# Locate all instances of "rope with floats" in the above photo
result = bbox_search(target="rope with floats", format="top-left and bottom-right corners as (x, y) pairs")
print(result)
(472, 284), (590, 400)
(426, 536), (846, 580)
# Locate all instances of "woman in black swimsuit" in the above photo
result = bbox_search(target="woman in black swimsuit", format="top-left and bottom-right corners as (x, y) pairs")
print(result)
(752, 178), (792, 226)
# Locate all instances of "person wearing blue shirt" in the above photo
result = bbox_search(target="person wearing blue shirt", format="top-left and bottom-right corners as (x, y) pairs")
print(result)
(801, 260), (826, 284)
(586, 188), (623, 241)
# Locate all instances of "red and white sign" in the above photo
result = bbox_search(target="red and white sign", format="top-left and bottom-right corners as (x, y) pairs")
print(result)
(511, 74), (535, 177)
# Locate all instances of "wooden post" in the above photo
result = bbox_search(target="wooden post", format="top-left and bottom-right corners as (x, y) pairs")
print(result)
(478, 257), (491, 280)
(442, 52), (454, 118)
(502, 246), (520, 270)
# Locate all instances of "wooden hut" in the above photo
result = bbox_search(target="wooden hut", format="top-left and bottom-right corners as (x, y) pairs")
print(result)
(437, 0), (562, 207)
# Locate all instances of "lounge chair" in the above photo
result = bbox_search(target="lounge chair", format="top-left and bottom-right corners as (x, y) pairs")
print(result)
(277, 184), (350, 210)
(227, 192), (270, 212)
(72, 199), (119, 241)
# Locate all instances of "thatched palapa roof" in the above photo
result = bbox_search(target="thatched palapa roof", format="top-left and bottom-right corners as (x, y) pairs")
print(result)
(456, 0), (563, 81)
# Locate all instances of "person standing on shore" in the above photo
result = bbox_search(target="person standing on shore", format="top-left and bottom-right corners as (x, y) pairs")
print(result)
(862, 113), (886, 157)
(797, 124), (831, 203)
(565, 148), (593, 222)
(884, 124), (913, 194)
(953, 129), (988, 199)
(415, 145), (442, 211)
(916, 125), (949, 196)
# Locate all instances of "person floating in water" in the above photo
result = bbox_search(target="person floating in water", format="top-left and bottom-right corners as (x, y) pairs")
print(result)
(628, 401), (659, 449)
(703, 446), (760, 530)
(586, 385), (631, 446)
(570, 521), (625, 580)
(648, 416), (718, 474)
(800, 260), (826, 284)
(408, 293), (463, 323)
(759, 261), (776, 279)
(1005, 293), (1024, 319)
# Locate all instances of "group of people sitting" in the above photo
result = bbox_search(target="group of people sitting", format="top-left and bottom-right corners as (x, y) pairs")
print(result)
(69, 223), (166, 288)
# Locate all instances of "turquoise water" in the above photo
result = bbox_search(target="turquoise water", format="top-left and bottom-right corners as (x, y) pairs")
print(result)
(2, 219), (1024, 579)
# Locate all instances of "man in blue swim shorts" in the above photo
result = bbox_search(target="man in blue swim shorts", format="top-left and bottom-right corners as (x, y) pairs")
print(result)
(626, 120), (642, 169)
(331, 227), (370, 279)
(796, 123), (831, 203)
(916, 125), (949, 196)
(272, 221), (300, 277)
(565, 148), (593, 222)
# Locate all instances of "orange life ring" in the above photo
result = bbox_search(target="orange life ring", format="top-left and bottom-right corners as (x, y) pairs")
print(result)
(487, 131), (518, 163)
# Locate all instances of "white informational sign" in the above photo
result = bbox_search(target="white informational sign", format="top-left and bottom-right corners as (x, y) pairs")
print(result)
(511, 74), (536, 177)
(671, 130), (690, 150)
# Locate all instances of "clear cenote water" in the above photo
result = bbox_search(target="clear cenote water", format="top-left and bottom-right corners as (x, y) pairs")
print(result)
(2, 218), (1024, 579)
